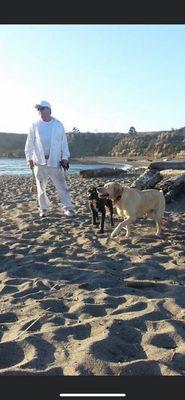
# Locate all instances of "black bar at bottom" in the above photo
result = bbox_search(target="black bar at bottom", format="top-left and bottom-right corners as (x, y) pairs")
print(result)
(0, 376), (184, 400)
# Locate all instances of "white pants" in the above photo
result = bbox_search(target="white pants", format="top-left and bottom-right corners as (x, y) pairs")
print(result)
(34, 165), (73, 211)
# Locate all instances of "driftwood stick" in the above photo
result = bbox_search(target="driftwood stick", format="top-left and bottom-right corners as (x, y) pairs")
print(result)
(160, 169), (185, 178)
(157, 175), (185, 203)
(131, 168), (162, 190)
(149, 161), (185, 171)
(79, 167), (125, 178)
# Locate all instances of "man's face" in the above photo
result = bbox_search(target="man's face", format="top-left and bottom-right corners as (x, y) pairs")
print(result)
(38, 106), (51, 120)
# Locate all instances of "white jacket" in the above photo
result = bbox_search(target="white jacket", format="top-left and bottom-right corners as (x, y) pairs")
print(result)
(25, 118), (70, 167)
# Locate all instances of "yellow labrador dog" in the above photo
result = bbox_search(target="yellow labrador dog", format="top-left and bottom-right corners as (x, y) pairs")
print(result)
(97, 182), (165, 238)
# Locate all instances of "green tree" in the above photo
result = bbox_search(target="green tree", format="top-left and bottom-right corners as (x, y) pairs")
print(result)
(128, 126), (137, 135)
(72, 127), (80, 133)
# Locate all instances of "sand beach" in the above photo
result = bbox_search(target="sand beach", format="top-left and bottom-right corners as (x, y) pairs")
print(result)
(0, 163), (185, 376)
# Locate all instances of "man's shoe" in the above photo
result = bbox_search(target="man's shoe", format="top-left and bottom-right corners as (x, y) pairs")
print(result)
(64, 209), (76, 217)
(39, 209), (48, 217)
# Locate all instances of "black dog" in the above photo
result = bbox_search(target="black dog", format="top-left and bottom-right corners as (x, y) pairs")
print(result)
(88, 187), (114, 234)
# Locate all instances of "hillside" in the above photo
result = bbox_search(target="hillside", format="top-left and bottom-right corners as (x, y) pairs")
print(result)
(0, 131), (124, 158)
(111, 128), (185, 158)
(0, 132), (27, 158)
(0, 128), (185, 159)
(67, 131), (123, 157)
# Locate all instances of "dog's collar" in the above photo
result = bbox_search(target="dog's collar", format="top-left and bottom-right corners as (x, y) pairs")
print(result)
(114, 195), (122, 204)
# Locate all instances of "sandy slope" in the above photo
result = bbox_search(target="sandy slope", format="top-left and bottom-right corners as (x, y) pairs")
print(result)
(0, 171), (185, 376)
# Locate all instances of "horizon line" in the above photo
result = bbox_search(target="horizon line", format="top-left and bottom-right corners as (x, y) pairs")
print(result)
(0, 127), (184, 136)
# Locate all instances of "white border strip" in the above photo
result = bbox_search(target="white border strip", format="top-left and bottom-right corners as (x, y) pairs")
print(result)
(60, 394), (126, 398)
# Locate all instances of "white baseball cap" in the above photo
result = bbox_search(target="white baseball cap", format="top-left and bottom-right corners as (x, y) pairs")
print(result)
(35, 100), (51, 109)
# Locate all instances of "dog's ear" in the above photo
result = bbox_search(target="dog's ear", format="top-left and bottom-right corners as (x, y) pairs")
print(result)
(113, 182), (123, 199)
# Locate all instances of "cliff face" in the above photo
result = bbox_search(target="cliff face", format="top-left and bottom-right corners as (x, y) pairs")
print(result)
(0, 128), (185, 158)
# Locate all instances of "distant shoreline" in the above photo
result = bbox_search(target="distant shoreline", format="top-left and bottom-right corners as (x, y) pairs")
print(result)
(71, 156), (152, 167)
(70, 156), (157, 168)
(1, 155), (185, 169)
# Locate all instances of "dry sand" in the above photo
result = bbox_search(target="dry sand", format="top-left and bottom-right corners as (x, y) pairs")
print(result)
(0, 167), (185, 376)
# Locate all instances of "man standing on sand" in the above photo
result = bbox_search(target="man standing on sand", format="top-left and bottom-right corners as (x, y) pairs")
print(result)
(25, 100), (75, 218)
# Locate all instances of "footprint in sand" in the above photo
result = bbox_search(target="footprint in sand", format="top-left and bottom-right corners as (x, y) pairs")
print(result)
(46, 315), (65, 326)
(0, 324), (8, 341)
(20, 318), (42, 333)
(172, 350), (185, 370)
(0, 285), (19, 296)
(0, 342), (25, 369)
(68, 303), (108, 319)
(90, 320), (145, 363)
(20, 336), (55, 370)
(0, 312), (18, 323)
(116, 359), (178, 376)
(3, 225), (17, 232)
(53, 323), (91, 342)
(111, 301), (148, 316)
(3, 278), (28, 286)
(150, 333), (177, 349)
(40, 299), (68, 313)
(142, 320), (183, 362)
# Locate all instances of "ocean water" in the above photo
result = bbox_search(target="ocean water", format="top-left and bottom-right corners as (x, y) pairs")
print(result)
(0, 158), (132, 176)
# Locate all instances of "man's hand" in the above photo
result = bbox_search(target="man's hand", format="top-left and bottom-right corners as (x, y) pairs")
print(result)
(28, 160), (34, 169)
(60, 159), (69, 170)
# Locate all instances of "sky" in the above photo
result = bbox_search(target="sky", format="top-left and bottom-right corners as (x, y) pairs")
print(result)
(0, 24), (185, 134)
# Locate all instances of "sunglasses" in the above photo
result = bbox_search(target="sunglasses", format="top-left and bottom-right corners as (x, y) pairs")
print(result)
(38, 106), (47, 111)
